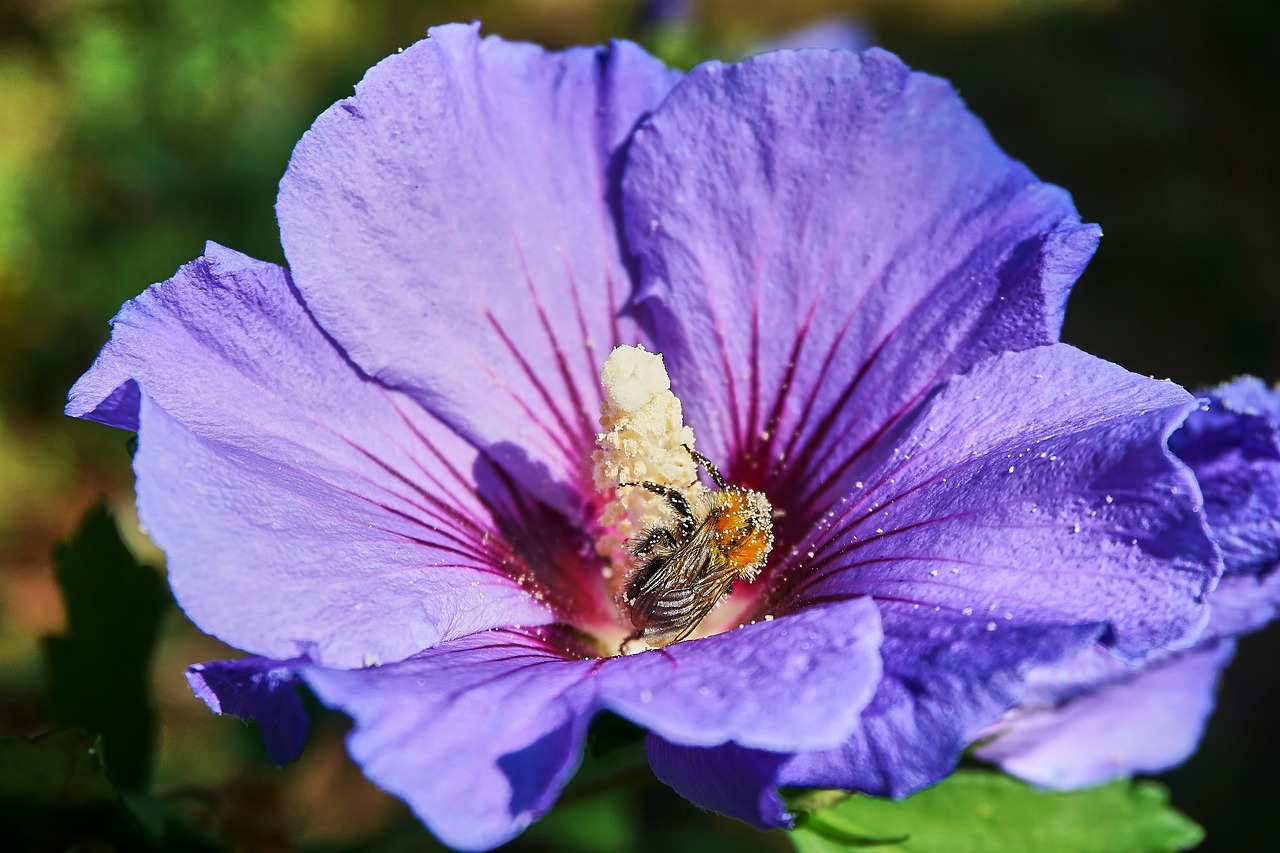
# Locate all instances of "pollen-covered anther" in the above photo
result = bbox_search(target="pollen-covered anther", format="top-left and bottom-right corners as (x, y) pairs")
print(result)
(592, 344), (704, 568)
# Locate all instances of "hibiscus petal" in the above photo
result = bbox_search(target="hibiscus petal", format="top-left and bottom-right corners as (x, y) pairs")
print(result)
(777, 613), (1099, 799)
(69, 245), (551, 667)
(974, 640), (1235, 788)
(277, 23), (680, 505)
(1205, 572), (1280, 638)
(622, 46), (1098, 510)
(1198, 459), (1280, 577)
(1197, 375), (1280, 422)
(646, 738), (791, 830)
(301, 599), (880, 849)
(651, 613), (1098, 823)
(302, 631), (595, 852)
(974, 377), (1280, 788)
(779, 344), (1215, 660)
(1176, 380), (1280, 637)
(1171, 377), (1280, 577)
(598, 596), (883, 752)
(186, 657), (309, 765)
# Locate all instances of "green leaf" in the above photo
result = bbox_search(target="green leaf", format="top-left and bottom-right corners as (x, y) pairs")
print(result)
(42, 503), (169, 789)
(789, 772), (1204, 853)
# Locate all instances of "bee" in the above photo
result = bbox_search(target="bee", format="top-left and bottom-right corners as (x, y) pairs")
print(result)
(620, 446), (774, 650)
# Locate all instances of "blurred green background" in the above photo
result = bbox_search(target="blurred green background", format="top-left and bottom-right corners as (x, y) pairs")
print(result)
(1, 0), (1276, 850)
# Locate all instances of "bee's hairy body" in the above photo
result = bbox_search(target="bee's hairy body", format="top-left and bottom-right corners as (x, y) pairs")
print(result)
(620, 448), (773, 650)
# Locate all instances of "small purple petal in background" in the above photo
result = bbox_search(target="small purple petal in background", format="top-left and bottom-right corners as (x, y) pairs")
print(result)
(187, 657), (309, 765)
(640, 0), (693, 28)
(1171, 378), (1280, 577)
(757, 18), (873, 53)
(975, 642), (1235, 788)
(1205, 571), (1280, 638)
(979, 377), (1280, 786)
(1178, 377), (1280, 637)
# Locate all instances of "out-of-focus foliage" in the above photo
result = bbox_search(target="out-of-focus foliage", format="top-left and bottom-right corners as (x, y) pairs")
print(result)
(43, 503), (168, 789)
(0, 729), (150, 850)
(1, 1), (1277, 851)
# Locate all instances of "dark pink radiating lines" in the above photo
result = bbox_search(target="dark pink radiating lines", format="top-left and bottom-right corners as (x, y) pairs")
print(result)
(240, 369), (511, 571)
(757, 421), (1165, 622)
(328, 394), (519, 571)
(514, 246), (597, 443)
(482, 457), (617, 628)
(728, 230), (1054, 623)
(447, 229), (635, 626)
(727, 322), (932, 615)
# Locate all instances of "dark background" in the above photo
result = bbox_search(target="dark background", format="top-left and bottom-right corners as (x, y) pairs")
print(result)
(1, 0), (1275, 849)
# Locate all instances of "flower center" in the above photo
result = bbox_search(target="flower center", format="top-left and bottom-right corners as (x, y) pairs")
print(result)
(592, 345), (774, 652)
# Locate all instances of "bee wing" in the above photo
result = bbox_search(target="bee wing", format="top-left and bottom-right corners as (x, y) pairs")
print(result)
(626, 519), (738, 647)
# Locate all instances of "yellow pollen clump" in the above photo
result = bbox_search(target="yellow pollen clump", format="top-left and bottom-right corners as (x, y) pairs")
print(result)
(592, 344), (706, 571)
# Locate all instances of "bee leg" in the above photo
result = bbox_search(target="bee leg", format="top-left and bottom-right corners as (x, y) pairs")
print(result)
(619, 628), (647, 656)
(628, 524), (678, 557)
(620, 480), (697, 538)
(683, 444), (727, 489)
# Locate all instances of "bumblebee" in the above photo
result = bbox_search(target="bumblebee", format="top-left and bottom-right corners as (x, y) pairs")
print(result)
(620, 446), (774, 650)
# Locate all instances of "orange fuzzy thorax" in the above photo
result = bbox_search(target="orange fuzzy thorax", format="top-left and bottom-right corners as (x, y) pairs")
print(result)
(711, 487), (774, 580)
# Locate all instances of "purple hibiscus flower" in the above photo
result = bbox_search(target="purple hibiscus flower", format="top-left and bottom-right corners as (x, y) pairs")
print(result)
(68, 24), (1219, 850)
(976, 377), (1280, 787)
